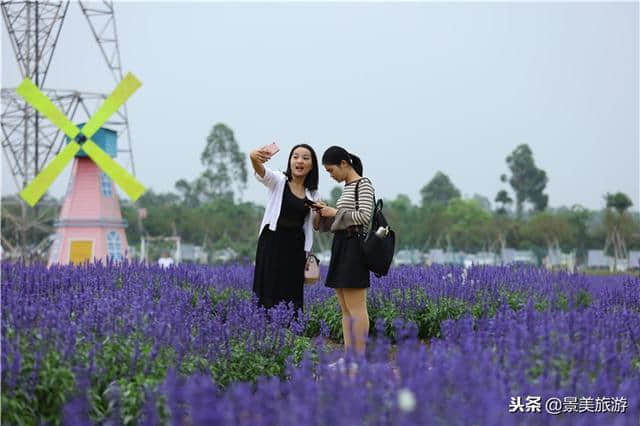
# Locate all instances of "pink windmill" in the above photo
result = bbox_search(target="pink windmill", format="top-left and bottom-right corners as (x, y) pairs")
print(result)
(48, 126), (129, 265)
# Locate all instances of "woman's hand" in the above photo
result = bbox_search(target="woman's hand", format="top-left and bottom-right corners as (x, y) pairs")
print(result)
(318, 204), (337, 218)
(250, 148), (272, 164)
(311, 200), (326, 210)
(250, 148), (273, 179)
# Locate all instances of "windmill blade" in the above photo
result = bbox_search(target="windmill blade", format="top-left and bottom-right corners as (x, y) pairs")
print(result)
(16, 73), (144, 205)
(80, 72), (141, 138)
(16, 79), (81, 139)
(81, 139), (145, 201)
(20, 142), (81, 206)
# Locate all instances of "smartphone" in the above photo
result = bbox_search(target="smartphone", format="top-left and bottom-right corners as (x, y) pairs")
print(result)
(262, 142), (280, 156)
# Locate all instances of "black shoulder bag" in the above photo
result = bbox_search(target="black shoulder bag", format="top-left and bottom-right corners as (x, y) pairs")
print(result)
(355, 178), (396, 277)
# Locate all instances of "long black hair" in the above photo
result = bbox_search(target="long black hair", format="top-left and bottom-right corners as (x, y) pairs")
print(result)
(321, 146), (363, 176)
(284, 143), (319, 191)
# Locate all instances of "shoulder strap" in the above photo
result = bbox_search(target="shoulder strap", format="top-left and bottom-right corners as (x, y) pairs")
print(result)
(353, 178), (379, 230)
(353, 177), (376, 209)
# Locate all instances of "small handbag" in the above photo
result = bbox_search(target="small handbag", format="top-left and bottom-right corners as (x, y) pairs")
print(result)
(355, 179), (396, 277)
(304, 253), (320, 284)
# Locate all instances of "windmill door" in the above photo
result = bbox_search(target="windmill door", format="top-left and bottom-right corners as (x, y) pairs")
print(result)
(70, 241), (93, 264)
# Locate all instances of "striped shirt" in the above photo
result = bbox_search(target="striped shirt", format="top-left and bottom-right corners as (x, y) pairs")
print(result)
(334, 177), (375, 228)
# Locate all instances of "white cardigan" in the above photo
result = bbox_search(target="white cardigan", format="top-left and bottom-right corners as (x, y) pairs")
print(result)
(255, 167), (319, 252)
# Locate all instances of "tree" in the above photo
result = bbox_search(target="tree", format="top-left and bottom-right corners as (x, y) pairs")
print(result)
(526, 212), (571, 254)
(486, 212), (516, 254)
(605, 192), (633, 215)
(494, 190), (513, 215)
(390, 194), (413, 213)
(442, 199), (492, 252)
(502, 144), (548, 217)
(137, 189), (182, 208)
(603, 192), (634, 268)
(418, 203), (450, 250)
(200, 123), (248, 200)
(174, 179), (204, 208)
(386, 194), (419, 249)
(176, 123), (248, 205)
(556, 204), (592, 264)
(472, 194), (492, 212)
(420, 171), (460, 207)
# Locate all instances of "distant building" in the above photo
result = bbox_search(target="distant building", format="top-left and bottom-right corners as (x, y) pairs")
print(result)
(472, 251), (499, 266)
(586, 249), (633, 271)
(629, 251), (640, 270)
(181, 244), (209, 264)
(501, 248), (537, 265)
(427, 249), (445, 265)
(426, 249), (462, 265)
(211, 247), (237, 264)
(546, 249), (576, 271)
(394, 249), (424, 265)
(587, 250), (609, 268)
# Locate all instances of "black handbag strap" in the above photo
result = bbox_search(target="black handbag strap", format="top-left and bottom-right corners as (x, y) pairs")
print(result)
(354, 178), (378, 228)
(354, 178), (368, 211)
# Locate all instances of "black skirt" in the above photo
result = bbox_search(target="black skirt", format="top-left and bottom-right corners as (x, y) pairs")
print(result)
(325, 229), (370, 289)
(253, 225), (306, 311)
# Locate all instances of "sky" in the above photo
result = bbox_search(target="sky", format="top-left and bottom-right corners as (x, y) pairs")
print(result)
(2, 1), (638, 211)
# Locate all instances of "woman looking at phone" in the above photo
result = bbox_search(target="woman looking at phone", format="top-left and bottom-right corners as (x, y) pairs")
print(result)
(314, 146), (374, 361)
(250, 143), (320, 313)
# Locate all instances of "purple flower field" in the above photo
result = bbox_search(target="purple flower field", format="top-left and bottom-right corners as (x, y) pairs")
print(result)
(2, 261), (639, 425)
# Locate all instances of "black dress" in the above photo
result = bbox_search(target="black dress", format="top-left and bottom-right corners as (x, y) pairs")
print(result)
(325, 229), (370, 289)
(253, 183), (309, 311)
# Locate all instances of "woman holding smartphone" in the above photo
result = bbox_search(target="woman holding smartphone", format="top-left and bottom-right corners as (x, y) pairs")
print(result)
(314, 146), (374, 361)
(250, 143), (320, 313)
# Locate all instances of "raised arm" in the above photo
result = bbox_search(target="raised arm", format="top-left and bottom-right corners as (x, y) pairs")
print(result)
(249, 147), (272, 178)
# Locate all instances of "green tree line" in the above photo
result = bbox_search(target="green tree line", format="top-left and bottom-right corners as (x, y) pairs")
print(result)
(2, 124), (639, 264)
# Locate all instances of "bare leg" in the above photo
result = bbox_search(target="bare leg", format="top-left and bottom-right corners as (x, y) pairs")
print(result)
(334, 288), (352, 351)
(342, 288), (369, 356)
